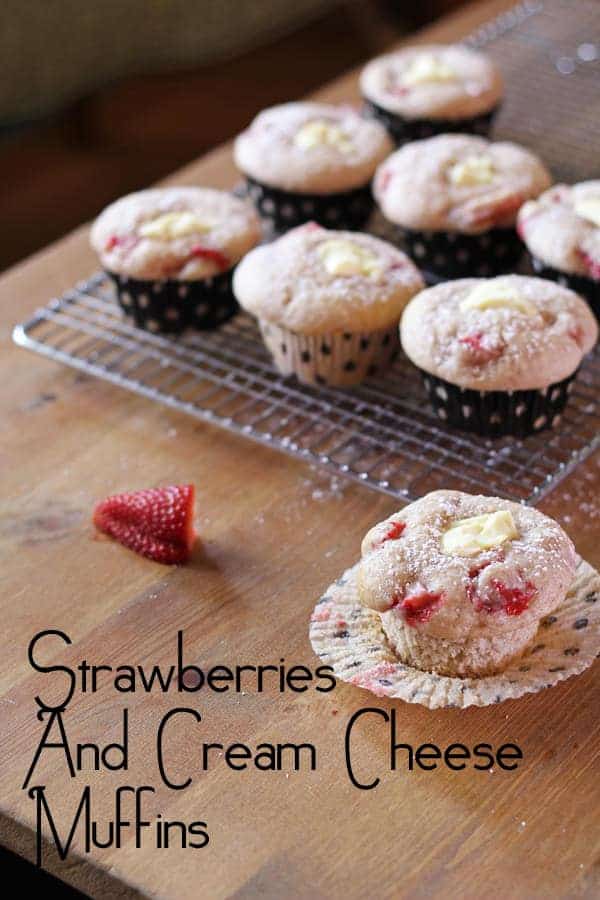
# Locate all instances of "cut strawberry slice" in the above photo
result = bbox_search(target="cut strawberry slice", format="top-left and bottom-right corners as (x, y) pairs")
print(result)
(462, 192), (523, 230)
(459, 332), (504, 363)
(190, 245), (230, 271)
(392, 590), (443, 626)
(389, 84), (409, 97)
(568, 324), (585, 348)
(105, 234), (138, 253)
(576, 248), (600, 281)
(93, 485), (196, 564)
(377, 170), (393, 193)
(383, 520), (406, 542)
(472, 578), (536, 616)
(466, 550), (505, 603)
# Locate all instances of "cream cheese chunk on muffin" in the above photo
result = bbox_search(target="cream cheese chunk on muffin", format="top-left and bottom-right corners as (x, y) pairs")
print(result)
(361, 44), (503, 122)
(400, 275), (597, 392)
(234, 101), (392, 231)
(91, 187), (260, 281)
(358, 490), (578, 677)
(233, 222), (424, 385)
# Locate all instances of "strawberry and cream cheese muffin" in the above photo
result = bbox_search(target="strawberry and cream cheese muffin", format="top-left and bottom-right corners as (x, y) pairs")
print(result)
(374, 133), (551, 279)
(233, 223), (424, 386)
(91, 187), (261, 333)
(400, 275), (597, 436)
(357, 490), (578, 677)
(517, 181), (600, 321)
(361, 44), (503, 146)
(234, 101), (392, 232)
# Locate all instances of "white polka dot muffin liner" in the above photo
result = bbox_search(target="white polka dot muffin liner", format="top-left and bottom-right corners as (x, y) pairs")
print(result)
(245, 177), (374, 234)
(107, 270), (239, 334)
(530, 255), (600, 323)
(390, 224), (523, 281)
(259, 321), (399, 387)
(309, 559), (600, 709)
(420, 369), (578, 438)
(363, 99), (498, 147)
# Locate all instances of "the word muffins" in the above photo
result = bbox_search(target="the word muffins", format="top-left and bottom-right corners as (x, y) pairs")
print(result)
(361, 43), (503, 145)
(91, 187), (261, 333)
(357, 491), (577, 677)
(517, 181), (600, 321)
(374, 133), (551, 279)
(234, 101), (392, 232)
(400, 275), (597, 436)
(233, 222), (424, 387)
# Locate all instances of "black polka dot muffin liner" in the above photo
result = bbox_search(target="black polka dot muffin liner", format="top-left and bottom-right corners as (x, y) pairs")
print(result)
(309, 559), (600, 709)
(363, 99), (498, 147)
(389, 224), (523, 281)
(259, 321), (399, 387)
(529, 256), (600, 323)
(107, 270), (239, 334)
(421, 369), (578, 438)
(245, 177), (374, 233)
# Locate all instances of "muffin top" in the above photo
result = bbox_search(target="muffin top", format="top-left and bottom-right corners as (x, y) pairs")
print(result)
(517, 181), (600, 280)
(358, 490), (577, 643)
(400, 275), (597, 391)
(374, 134), (552, 234)
(90, 187), (261, 280)
(360, 44), (503, 120)
(233, 101), (393, 194)
(233, 223), (424, 334)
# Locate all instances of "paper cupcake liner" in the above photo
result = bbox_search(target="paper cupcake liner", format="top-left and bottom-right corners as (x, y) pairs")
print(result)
(245, 177), (374, 233)
(259, 321), (399, 387)
(420, 368), (577, 438)
(309, 559), (600, 709)
(378, 606), (537, 678)
(363, 99), (498, 147)
(107, 269), (239, 334)
(388, 224), (523, 281)
(529, 255), (600, 322)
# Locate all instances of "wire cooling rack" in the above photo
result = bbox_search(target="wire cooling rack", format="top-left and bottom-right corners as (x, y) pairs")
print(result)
(12, 0), (600, 505)
(12, 272), (600, 504)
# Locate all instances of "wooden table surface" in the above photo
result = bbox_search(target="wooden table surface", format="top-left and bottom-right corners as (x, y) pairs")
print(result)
(1, 1), (599, 897)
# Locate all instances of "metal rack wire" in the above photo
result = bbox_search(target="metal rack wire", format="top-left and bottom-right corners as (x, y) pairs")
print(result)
(12, 0), (600, 505)
(13, 271), (600, 504)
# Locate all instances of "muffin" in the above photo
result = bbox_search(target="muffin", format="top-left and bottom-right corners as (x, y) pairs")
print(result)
(234, 101), (392, 232)
(357, 490), (578, 677)
(91, 187), (261, 333)
(361, 44), (503, 146)
(400, 275), (598, 436)
(517, 181), (600, 321)
(233, 222), (424, 387)
(374, 133), (552, 279)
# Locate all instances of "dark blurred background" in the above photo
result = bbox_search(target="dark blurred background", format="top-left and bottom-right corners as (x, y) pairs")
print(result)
(0, 0), (466, 271)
